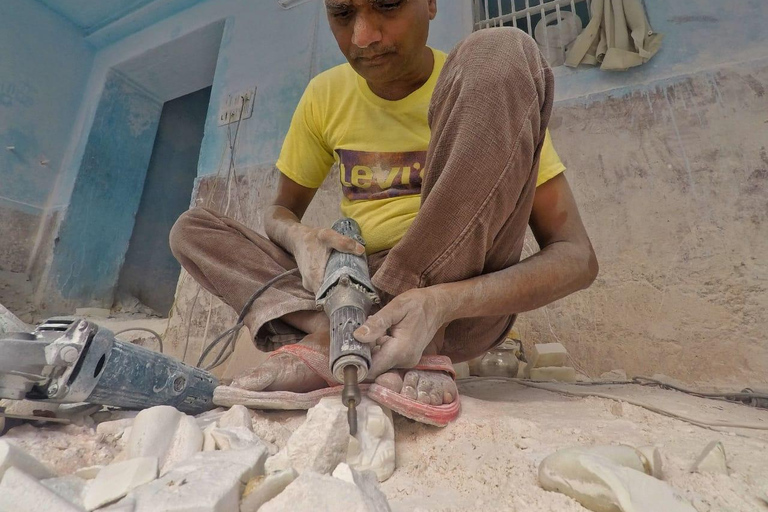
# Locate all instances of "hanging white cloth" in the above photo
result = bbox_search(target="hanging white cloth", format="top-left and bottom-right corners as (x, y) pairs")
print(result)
(565, 0), (663, 71)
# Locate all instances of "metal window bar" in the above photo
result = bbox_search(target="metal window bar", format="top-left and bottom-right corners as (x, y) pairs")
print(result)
(473, 0), (591, 66)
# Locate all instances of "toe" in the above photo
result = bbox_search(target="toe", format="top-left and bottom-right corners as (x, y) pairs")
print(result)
(374, 371), (404, 393)
(232, 357), (280, 391)
(415, 371), (436, 405)
(401, 370), (419, 401)
(439, 373), (458, 404)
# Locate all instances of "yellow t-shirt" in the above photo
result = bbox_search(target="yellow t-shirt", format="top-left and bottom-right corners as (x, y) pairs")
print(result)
(276, 48), (566, 254)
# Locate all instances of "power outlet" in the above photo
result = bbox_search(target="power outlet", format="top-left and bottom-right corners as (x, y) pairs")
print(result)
(217, 86), (256, 126)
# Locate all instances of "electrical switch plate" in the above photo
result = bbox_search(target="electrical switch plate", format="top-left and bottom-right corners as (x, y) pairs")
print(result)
(218, 86), (256, 126)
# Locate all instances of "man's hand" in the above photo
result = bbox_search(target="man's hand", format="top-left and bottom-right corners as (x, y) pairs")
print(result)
(264, 174), (364, 293)
(353, 287), (447, 378)
(292, 226), (364, 293)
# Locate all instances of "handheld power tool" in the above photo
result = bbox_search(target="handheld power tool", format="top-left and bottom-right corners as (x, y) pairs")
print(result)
(316, 218), (380, 435)
(0, 317), (218, 416)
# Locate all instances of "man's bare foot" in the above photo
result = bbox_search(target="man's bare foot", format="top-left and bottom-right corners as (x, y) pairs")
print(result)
(374, 370), (457, 406)
(233, 330), (456, 405)
(232, 332), (330, 393)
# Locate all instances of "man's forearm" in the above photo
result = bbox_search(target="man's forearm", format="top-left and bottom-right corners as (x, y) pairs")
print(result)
(433, 241), (598, 324)
(263, 205), (306, 255)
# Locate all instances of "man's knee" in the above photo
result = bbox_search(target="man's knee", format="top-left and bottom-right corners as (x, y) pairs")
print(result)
(169, 208), (210, 260)
(452, 27), (548, 84)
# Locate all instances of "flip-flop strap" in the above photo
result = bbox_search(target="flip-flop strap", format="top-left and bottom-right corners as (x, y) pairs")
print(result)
(270, 344), (339, 386)
(271, 347), (455, 386)
(413, 355), (456, 379)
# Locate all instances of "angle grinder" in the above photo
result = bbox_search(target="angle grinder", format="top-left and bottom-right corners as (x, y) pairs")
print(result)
(315, 218), (379, 435)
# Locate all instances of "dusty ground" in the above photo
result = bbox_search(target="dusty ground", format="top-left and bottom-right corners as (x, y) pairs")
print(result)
(4, 376), (767, 511)
(1, 289), (767, 510)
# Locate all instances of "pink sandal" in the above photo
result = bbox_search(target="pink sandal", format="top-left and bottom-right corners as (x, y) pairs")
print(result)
(368, 355), (461, 427)
(213, 346), (461, 427)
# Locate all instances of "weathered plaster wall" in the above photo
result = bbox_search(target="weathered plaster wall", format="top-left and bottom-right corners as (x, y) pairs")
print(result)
(0, 0), (94, 271)
(519, 60), (768, 384)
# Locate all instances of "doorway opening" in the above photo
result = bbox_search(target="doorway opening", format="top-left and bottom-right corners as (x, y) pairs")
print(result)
(116, 86), (212, 314)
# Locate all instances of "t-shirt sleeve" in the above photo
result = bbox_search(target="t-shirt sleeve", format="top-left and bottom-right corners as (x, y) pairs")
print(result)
(535, 129), (567, 187)
(275, 80), (335, 189)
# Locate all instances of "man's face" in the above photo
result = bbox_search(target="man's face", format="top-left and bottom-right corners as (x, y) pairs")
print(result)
(326, 0), (437, 84)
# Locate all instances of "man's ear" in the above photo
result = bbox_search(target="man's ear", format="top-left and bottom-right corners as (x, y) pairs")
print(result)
(428, 0), (437, 20)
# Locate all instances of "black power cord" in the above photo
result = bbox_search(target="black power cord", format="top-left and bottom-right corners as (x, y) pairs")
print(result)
(197, 268), (301, 371)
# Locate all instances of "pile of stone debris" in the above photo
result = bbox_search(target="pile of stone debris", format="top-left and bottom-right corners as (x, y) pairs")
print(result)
(0, 398), (394, 512)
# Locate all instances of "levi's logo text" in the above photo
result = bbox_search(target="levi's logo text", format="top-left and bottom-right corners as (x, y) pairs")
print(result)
(337, 149), (426, 201)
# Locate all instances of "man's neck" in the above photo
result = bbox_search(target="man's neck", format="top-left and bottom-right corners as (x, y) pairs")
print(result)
(366, 47), (435, 101)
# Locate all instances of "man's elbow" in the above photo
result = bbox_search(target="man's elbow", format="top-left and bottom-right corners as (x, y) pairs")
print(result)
(581, 244), (599, 289)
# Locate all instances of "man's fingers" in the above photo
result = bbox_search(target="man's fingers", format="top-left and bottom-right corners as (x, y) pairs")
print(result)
(354, 313), (389, 344)
(319, 229), (365, 255)
(368, 336), (399, 378)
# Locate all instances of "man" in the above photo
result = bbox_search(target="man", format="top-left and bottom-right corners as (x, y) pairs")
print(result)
(170, 0), (597, 419)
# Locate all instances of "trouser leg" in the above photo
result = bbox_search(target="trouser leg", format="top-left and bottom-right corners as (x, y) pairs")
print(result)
(371, 28), (554, 362)
(169, 207), (314, 351)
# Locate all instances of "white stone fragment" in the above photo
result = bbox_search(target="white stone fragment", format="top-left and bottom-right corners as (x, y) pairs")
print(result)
(282, 397), (350, 474)
(210, 427), (262, 451)
(539, 448), (696, 512)
(0, 439), (55, 479)
(264, 450), (291, 475)
(218, 405), (253, 432)
(346, 398), (395, 482)
(195, 409), (226, 430)
(240, 469), (298, 512)
(131, 446), (268, 512)
(690, 440), (728, 475)
(41, 475), (88, 509)
(97, 418), (135, 438)
(637, 446), (664, 479)
(260, 470), (391, 512)
(578, 446), (652, 475)
(203, 423), (217, 452)
(0, 467), (81, 512)
(84, 457), (158, 511)
(531, 343), (568, 368)
(124, 406), (203, 476)
(452, 362), (470, 379)
(332, 463), (390, 510)
(529, 366), (576, 382)
(74, 465), (104, 480)
(161, 415), (204, 474)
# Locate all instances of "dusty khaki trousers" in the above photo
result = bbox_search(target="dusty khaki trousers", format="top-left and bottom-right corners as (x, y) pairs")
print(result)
(170, 28), (554, 363)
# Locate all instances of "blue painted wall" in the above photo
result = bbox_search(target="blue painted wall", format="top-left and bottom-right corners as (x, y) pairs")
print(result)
(0, 0), (94, 212)
(49, 70), (161, 306)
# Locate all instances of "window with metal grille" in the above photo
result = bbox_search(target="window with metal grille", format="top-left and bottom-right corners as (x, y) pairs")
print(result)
(472, 0), (592, 67)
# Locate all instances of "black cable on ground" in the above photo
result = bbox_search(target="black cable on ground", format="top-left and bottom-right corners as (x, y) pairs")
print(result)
(457, 376), (768, 432)
(197, 268), (301, 371)
(632, 376), (768, 402)
(114, 328), (164, 354)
